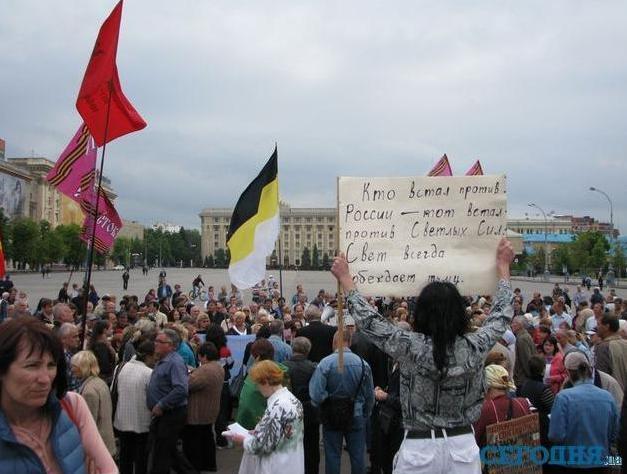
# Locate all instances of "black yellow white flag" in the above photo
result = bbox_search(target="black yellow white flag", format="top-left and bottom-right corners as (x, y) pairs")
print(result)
(227, 147), (279, 289)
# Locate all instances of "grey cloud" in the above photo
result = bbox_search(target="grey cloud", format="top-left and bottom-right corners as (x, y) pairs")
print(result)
(1, 0), (626, 232)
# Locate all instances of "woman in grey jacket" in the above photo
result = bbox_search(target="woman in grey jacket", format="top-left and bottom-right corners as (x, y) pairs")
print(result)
(331, 238), (514, 474)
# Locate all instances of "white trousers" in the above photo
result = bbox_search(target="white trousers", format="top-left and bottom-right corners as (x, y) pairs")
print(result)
(393, 431), (481, 474)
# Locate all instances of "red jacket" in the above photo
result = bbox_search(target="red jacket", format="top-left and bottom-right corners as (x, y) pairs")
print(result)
(473, 395), (531, 447)
(547, 352), (567, 394)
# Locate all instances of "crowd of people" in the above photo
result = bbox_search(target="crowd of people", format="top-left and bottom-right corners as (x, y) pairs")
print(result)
(0, 238), (626, 473)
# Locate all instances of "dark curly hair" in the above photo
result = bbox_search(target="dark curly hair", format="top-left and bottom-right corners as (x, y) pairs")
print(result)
(205, 324), (227, 350)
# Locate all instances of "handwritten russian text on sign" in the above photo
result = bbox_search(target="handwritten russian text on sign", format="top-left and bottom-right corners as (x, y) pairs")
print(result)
(338, 175), (507, 296)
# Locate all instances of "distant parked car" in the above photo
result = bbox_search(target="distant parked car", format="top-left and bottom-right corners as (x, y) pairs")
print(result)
(113, 265), (125, 270)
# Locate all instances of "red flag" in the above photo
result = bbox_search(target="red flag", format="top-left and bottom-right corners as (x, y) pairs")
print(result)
(427, 154), (453, 176)
(465, 160), (484, 176)
(0, 233), (5, 279)
(46, 124), (97, 203)
(76, 1), (146, 146)
(80, 188), (123, 254)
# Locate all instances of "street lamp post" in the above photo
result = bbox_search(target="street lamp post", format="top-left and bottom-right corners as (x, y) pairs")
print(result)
(590, 186), (615, 281)
(190, 243), (196, 268)
(528, 203), (550, 280)
(589, 186), (614, 243)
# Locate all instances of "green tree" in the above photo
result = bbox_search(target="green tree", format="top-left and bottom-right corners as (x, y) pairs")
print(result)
(112, 237), (133, 265)
(569, 231), (609, 274)
(611, 244), (626, 277)
(312, 244), (320, 270)
(94, 251), (107, 269)
(56, 224), (87, 269)
(301, 247), (311, 270)
(214, 248), (227, 268)
(37, 222), (66, 266)
(589, 240), (608, 273)
(551, 246), (571, 274)
(0, 209), (11, 260)
(529, 247), (546, 274)
(10, 218), (40, 269)
(322, 252), (330, 270)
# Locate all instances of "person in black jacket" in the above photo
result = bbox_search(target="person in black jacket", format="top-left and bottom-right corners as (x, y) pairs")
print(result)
(517, 355), (554, 448)
(619, 383), (627, 474)
(296, 305), (337, 363)
(371, 360), (403, 474)
(283, 337), (319, 474)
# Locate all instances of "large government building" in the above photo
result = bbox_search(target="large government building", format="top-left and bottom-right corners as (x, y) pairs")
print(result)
(200, 202), (337, 268)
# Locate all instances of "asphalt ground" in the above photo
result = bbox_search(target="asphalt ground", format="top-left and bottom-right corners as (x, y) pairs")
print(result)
(9, 267), (624, 310)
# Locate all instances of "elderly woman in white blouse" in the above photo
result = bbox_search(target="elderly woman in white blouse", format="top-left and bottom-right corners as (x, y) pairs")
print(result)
(230, 360), (304, 474)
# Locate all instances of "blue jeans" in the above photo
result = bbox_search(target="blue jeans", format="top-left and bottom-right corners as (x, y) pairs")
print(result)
(323, 415), (366, 474)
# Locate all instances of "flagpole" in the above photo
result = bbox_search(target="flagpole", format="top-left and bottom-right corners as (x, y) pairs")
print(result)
(278, 234), (284, 301)
(335, 176), (344, 373)
(275, 142), (283, 301)
(80, 80), (114, 348)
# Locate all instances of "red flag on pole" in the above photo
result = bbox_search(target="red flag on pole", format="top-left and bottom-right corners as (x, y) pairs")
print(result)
(76, 0), (146, 146)
(0, 233), (6, 279)
(80, 187), (123, 254)
(465, 160), (484, 176)
(427, 154), (453, 176)
(46, 124), (97, 203)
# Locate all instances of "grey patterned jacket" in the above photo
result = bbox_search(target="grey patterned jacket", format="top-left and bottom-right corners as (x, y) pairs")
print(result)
(347, 280), (513, 430)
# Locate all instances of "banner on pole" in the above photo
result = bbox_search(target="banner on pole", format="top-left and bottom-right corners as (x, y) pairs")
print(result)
(338, 175), (507, 296)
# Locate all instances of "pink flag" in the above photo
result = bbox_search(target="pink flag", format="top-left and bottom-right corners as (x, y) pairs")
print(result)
(427, 154), (453, 176)
(46, 124), (97, 202)
(465, 160), (484, 176)
(80, 187), (123, 254)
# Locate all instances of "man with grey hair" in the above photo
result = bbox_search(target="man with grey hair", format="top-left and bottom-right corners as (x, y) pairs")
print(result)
(0, 291), (9, 323)
(284, 337), (319, 474)
(147, 329), (193, 474)
(512, 315), (536, 387)
(298, 304), (337, 363)
(59, 323), (81, 391)
(52, 302), (74, 331)
(10, 297), (31, 318)
(268, 319), (292, 363)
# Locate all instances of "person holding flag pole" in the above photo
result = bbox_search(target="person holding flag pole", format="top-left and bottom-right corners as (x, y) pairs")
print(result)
(330, 238), (515, 474)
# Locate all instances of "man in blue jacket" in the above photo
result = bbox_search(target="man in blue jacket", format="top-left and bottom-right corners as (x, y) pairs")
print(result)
(310, 331), (374, 474)
(147, 329), (196, 474)
(548, 351), (619, 472)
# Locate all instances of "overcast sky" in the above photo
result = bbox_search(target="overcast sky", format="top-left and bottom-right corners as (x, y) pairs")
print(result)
(1, 0), (626, 232)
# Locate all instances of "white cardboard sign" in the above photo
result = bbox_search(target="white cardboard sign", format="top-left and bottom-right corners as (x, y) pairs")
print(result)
(338, 175), (507, 296)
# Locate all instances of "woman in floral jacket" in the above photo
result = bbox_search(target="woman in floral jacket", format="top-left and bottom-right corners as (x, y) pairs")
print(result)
(231, 360), (304, 474)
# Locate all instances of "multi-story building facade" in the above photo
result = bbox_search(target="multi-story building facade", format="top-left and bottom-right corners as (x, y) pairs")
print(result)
(508, 215), (616, 238)
(0, 159), (32, 220)
(200, 202), (337, 267)
(507, 216), (573, 236)
(6, 156), (116, 228)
